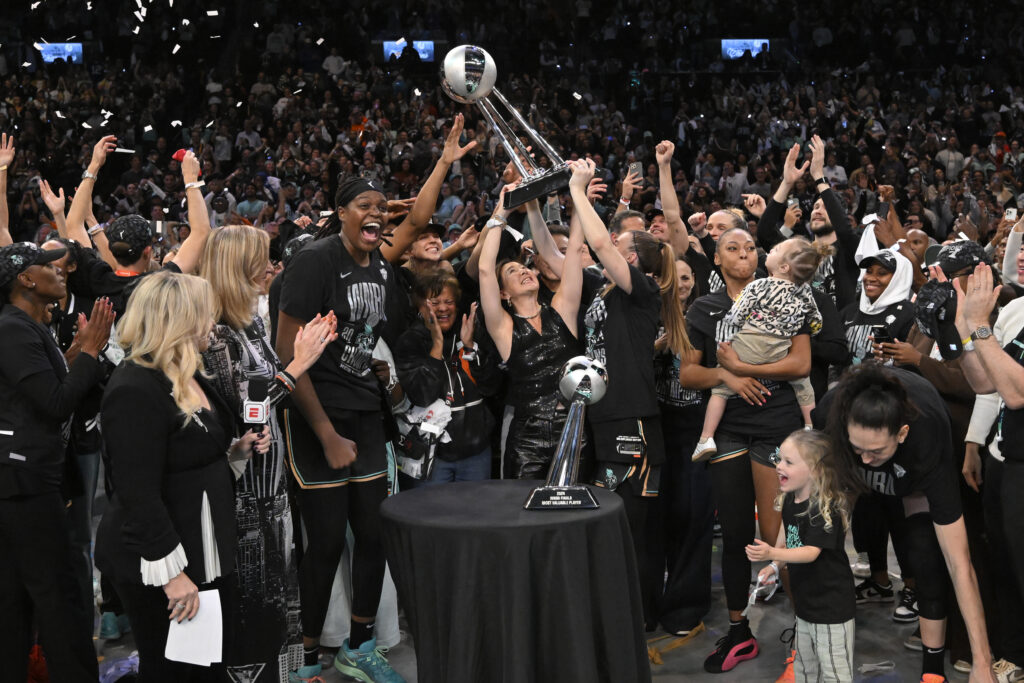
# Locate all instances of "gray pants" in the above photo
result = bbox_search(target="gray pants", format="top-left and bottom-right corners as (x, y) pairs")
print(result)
(794, 616), (855, 683)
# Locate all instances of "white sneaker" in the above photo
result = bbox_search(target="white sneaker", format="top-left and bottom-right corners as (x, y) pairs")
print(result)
(692, 437), (717, 462)
(993, 658), (1023, 683)
(851, 551), (870, 579)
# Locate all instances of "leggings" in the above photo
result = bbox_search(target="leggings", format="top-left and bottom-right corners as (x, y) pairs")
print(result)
(852, 491), (912, 580)
(295, 477), (388, 640)
(902, 511), (948, 620)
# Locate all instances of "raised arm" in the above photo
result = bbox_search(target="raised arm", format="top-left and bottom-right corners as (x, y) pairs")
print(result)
(1004, 219), (1023, 277)
(67, 135), (116, 246)
(167, 151), (211, 274)
(551, 204), (584, 338)
(0, 133), (14, 246)
(380, 113), (477, 263)
(38, 181), (68, 239)
(573, 159), (633, 292)
(527, 198), (564, 276)
(465, 185), (514, 281)
(615, 168), (642, 216)
(656, 140), (689, 256)
(477, 217), (514, 360)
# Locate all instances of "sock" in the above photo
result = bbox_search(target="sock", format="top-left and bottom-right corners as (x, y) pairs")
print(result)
(303, 645), (319, 668)
(349, 619), (375, 649)
(728, 619), (749, 638)
(923, 645), (945, 677)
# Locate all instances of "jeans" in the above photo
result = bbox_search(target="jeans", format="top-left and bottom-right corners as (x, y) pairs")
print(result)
(421, 448), (492, 486)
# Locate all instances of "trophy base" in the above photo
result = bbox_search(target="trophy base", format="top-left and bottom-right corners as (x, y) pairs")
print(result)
(523, 485), (600, 510)
(503, 167), (573, 210)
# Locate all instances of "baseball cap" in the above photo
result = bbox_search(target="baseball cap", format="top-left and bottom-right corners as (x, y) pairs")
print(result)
(421, 223), (447, 240)
(857, 251), (898, 273)
(0, 242), (67, 289)
(646, 208), (665, 222)
(938, 240), (989, 277)
(105, 214), (154, 262)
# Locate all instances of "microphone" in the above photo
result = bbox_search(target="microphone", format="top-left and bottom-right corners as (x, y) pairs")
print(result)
(243, 378), (271, 428)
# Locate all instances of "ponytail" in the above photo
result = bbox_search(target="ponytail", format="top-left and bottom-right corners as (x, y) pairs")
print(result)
(629, 231), (693, 356)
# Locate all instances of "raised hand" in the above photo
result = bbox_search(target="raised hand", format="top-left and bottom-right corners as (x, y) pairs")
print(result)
(808, 134), (826, 180)
(90, 135), (118, 171)
(586, 177), (608, 203)
(291, 312), (338, 375)
(656, 140), (675, 166)
(743, 193), (766, 218)
(440, 113), (478, 165)
(687, 211), (707, 235)
(180, 150), (201, 185)
(460, 301), (478, 349)
(781, 143), (810, 187)
(76, 297), (116, 357)
(38, 180), (66, 217)
(568, 158), (596, 192)
(0, 133), (15, 169)
(620, 169), (642, 201)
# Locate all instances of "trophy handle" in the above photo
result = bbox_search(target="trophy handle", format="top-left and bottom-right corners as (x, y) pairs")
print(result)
(477, 98), (533, 180)
(491, 88), (566, 167)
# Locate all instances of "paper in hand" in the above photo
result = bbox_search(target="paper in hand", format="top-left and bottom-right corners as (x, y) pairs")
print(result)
(164, 589), (222, 666)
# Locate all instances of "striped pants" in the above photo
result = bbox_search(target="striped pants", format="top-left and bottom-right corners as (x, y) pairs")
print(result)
(794, 616), (855, 683)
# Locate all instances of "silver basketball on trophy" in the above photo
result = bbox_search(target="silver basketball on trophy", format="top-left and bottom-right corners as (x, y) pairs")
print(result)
(558, 356), (608, 406)
(440, 45), (498, 104)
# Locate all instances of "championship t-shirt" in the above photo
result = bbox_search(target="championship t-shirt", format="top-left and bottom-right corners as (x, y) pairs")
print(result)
(686, 287), (804, 439)
(814, 367), (962, 525)
(279, 235), (398, 412)
(782, 496), (856, 624)
(583, 266), (660, 421)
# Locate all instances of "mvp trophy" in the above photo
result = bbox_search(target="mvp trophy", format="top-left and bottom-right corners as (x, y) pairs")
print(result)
(524, 356), (607, 510)
(441, 45), (572, 209)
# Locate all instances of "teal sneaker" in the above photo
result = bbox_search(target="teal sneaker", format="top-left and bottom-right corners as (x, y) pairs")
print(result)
(334, 637), (405, 683)
(98, 612), (121, 640)
(117, 613), (132, 635)
(287, 663), (324, 683)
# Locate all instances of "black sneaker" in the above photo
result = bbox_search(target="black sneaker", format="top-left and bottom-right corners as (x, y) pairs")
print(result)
(703, 621), (759, 673)
(893, 587), (919, 622)
(855, 578), (894, 604)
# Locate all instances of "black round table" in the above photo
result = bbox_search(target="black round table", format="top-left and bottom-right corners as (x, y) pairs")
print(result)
(381, 479), (651, 683)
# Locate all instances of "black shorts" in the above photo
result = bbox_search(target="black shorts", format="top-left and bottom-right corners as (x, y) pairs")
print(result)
(282, 407), (388, 488)
(712, 430), (783, 468)
(590, 416), (664, 496)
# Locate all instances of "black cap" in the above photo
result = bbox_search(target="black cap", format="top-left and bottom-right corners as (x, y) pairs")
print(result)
(421, 223), (447, 240)
(914, 279), (962, 360)
(105, 214), (154, 261)
(0, 242), (67, 289)
(857, 251), (898, 274)
(938, 240), (990, 277)
(645, 208), (665, 222)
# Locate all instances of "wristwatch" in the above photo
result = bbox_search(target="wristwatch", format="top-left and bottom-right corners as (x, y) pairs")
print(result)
(813, 176), (827, 187)
(970, 325), (994, 342)
(81, 170), (98, 181)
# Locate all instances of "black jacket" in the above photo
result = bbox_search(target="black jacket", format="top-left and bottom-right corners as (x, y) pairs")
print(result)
(0, 305), (104, 498)
(95, 362), (238, 586)
(394, 321), (500, 461)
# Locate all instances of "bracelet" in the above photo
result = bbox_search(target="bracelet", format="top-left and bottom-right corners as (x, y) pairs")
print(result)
(0, 165), (7, 172)
(485, 217), (507, 230)
(769, 561), (780, 575)
(619, 196), (631, 206)
(185, 180), (205, 190)
(87, 225), (104, 236)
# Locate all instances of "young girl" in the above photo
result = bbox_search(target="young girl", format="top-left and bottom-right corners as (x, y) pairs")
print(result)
(745, 429), (857, 683)
(693, 239), (828, 461)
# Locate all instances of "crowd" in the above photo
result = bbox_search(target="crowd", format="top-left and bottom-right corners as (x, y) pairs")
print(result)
(3, 1), (1024, 683)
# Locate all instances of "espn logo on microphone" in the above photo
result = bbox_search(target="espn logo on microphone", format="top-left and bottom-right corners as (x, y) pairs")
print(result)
(244, 400), (268, 424)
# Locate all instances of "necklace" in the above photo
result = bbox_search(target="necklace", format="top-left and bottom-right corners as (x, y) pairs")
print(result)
(513, 309), (541, 320)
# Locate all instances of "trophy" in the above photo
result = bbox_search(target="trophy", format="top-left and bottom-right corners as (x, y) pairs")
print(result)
(441, 45), (572, 210)
(524, 356), (607, 510)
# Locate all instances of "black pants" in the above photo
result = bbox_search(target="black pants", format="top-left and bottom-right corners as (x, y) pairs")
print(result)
(114, 575), (236, 683)
(902, 512), (948, 621)
(709, 450), (759, 612)
(852, 491), (912, 579)
(995, 460), (1024, 661)
(651, 407), (713, 633)
(295, 477), (388, 639)
(0, 492), (98, 683)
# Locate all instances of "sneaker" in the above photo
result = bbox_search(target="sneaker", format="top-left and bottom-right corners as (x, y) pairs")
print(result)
(919, 676), (947, 683)
(287, 664), (325, 683)
(855, 578), (894, 604)
(954, 659), (972, 674)
(893, 587), (919, 622)
(117, 613), (132, 635)
(904, 627), (922, 651)
(703, 622), (758, 673)
(335, 637), (406, 683)
(851, 552), (871, 579)
(98, 612), (121, 640)
(994, 658), (1023, 683)
(775, 649), (796, 683)
(692, 437), (717, 462)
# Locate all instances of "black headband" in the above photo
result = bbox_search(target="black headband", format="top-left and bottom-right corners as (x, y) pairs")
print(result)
(336, 178), (384, 208)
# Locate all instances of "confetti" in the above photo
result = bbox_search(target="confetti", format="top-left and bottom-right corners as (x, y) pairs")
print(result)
(236, 102), (242, 108)
(100, 120), (109, 127)
(22, 62), (31, 68)
(171, 120), (182, 127)
(181, 18), (189, 25)
(133, 26), (140, 34)
(115, 147), (136, 153)
(396, 37), (406, 46)
(172, 43), (180, 54)
(66, 35), (76, 40)
(143, 125), (153, 132)
(210, 35), (221, 39)
(253, 22), (259, 28)
(316, 38), (324, 46)
(206, 120), (215, 128)
(82, 122), (93, 129)
(573, 92), (582, 100)
(33, 42), (43, 51)
(31, 1), (41, 9)
(133, 11), (143, 22)
(163, 207), (170, 213)
(168, 0), (173, 6)
(413, 88), (421, 97)
(56, 110), (65, 118)
(86, 1), (92, 9)
(293, 89), (303, 95)
(206, 9), (218, 16)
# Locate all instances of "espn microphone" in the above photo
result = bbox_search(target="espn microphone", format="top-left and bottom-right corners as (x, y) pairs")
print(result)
(243, 378), (271, 428)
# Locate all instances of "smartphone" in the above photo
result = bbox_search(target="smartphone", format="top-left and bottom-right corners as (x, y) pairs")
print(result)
(870, 324), (891, 345)
(1006, 208), (1018, 222)
(876, 201), (889, 219)
(787, 197), (799, 209)
(360, 169), (378, 181)
(628, 161), (642, 179)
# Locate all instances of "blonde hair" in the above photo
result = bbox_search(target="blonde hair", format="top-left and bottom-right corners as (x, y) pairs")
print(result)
(199, 225), (269, 331)
(774, 429), (851, 533)
(781, 238), (834, 286)
(119, 271), (215, 424)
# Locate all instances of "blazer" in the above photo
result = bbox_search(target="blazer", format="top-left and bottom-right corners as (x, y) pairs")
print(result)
(95, 361), (238, 586)
(0, 305), (104, 498)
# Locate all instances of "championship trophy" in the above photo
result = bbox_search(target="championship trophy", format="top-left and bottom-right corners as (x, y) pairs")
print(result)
(441, 45), (572, 209)
(524, 356), (607, 510)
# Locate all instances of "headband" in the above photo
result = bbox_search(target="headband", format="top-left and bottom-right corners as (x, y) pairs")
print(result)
(336, 178), (384, 207)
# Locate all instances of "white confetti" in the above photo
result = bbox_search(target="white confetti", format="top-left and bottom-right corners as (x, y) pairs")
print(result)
(210, 35), (221, 39)
(253, 22), (259, 28)
(22, 62), (31, 68)
(396, 37), (406, 46)
(168, 0), (173, 6)
(163, 207), (170, 213)
(33, 42), (43, 51)
(143, 125), (153, 132)
(133, 26), (140, 35)
(100, 120), (109, 127)
(206, 9), (218, 16)
(573, 92), (582, 100)
(66, 35), (76, 40)
(236, 102), (242, 108)
(181, 18), (189, 25)
(115, 147), (136, 153)
(55, 110), (65, 118)
(82, 122), (93, 129)
(86, 1), (92, 8)
(413, 88), (421, 97)
(171, 120), (182, 127)
(30, 1), (40, 9)
(140, 6), (146, 17)
(293, 89), (303, 95)
(133, 11), (144, 22)
(172, 43), (180, 54)
(206, 120), (215, 128)
(316, 38), (324, 46)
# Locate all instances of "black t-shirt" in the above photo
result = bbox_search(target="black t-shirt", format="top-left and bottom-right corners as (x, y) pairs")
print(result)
(539, 268), (604, 336)
(838, 299), (916, 366)
(655, 347), (703, 410)
(814, 367), (962, 525)
(782, 496), (856, 624)
(75, 247), (182, 320)
(686, 287), (803, 439)
(583, 266), (661, 421)
(279, 235), (398, 412)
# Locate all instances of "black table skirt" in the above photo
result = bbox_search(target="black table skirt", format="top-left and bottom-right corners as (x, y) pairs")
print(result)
(381, 480), (652, 683)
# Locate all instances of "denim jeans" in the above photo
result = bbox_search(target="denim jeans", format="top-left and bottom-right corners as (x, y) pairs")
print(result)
(422, 448), (492, 486)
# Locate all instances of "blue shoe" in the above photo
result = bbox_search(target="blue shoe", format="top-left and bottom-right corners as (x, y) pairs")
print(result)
(117, 613), (132, 635)
(334, 637), (405, 683)
(287, 663), (324, 682)
(99, 612), (121, 640)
